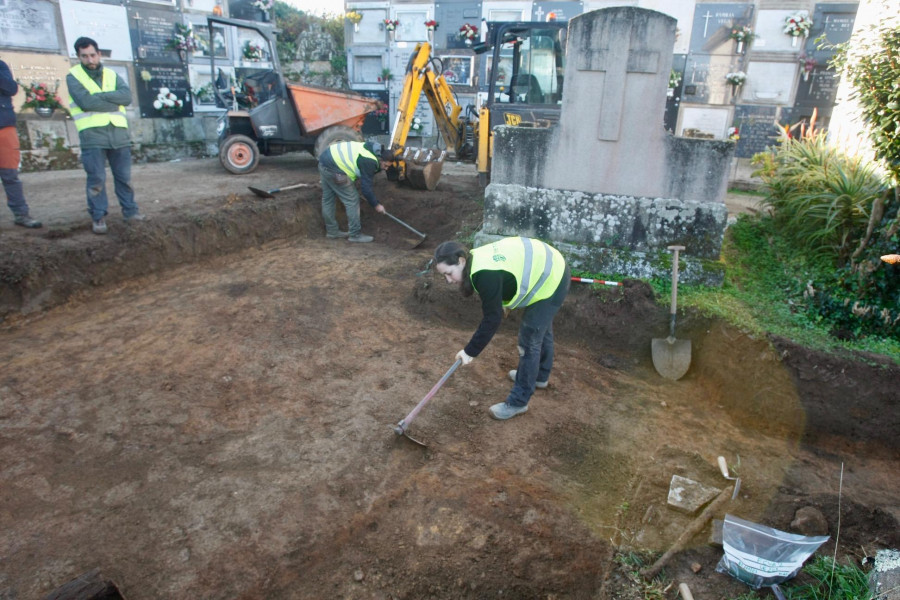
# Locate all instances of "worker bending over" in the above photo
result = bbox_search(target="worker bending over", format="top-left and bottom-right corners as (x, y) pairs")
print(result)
(318, 140), (393, 243)
(434, 237), (570, 420)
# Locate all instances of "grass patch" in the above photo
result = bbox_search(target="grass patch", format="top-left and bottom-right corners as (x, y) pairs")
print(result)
(641, 215), (900, 363)
(780, 555), (872, 599)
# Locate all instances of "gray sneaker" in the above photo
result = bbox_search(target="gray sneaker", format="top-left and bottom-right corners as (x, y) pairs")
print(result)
(124, 212), (147, 222)
(348, 233), (374, 243)
(326, 231), (350, 239)
(92, 218), (108, 235)
(14, 214), (43, 228)
(489, 402), (529, 420)
(508, 370), (548, 389)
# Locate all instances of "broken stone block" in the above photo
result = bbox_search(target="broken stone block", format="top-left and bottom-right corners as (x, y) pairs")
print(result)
(790, 506), (829, 536)
(667, 475), (722, 514)
(869, 549), (900, 600)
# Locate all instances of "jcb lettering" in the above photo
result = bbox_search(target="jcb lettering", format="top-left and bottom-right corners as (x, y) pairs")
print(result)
(504, 113), (522, 126)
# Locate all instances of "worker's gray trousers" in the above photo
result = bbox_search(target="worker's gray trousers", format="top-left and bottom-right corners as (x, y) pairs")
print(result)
(319, 164), (361, 237)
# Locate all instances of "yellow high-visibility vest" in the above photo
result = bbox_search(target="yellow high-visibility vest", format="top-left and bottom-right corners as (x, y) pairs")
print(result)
(328, 141), (377, 181)
(470, 237), (565, 309)
(67, 65), (128, 132)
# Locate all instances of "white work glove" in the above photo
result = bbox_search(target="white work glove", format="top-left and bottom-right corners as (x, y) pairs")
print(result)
(456, 349), (474, 365)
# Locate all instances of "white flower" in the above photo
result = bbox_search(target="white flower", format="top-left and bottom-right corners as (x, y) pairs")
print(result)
(153, 100), (163, 109)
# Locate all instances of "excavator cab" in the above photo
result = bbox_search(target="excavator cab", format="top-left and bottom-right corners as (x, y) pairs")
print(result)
(485, 22), (568, 129)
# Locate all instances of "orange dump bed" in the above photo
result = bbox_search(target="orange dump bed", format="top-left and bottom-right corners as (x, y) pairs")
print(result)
(288, 83), (379, 136)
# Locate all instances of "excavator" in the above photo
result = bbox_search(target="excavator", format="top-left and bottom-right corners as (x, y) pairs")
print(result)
(388, 21), (568, 190)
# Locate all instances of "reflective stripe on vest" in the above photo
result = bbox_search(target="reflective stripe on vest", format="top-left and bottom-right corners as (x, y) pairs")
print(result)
(67, 65), (128, 131)
(328, 141), (376, 181)
(470, 237), (565, 309)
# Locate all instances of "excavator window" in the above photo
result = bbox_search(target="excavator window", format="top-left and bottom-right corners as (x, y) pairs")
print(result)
(489, 25), (565, 106)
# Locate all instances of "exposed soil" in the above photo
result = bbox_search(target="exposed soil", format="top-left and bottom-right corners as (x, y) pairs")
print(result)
(0, 156), (896, 599)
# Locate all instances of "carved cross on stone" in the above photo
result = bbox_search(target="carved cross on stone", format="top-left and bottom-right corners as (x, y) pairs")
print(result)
(577, 45), (661, 141)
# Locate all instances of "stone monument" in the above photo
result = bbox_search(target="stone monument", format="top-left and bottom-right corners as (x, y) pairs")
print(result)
(477, 7), (734, 285)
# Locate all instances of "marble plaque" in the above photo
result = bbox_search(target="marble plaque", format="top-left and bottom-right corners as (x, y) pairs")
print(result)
(678, 105), (730, 139)
(60, 0), (134, 61)
(355, 89), (389, 134)
(128, 6), (182, 64)
(806, 3), (858, 61)
(135, 61), (193, 118)
(439, 55), (474, 86)
(351, 54), (385, 84)
(350, 9), (389, 45)
(184, 14), (231, 60)
(744, 61), (796, 104)
(435, 0), (482, 50)
(689, 3), (754, 55)
(0, 0), (59, 51)
(732, 104), (779, 158)
(393, 7), (430, 43)
(794, 66), (840, 114)
(753, 10), (804, 52)
(682, 54), (740, 105)
(3, 51), (73, 113)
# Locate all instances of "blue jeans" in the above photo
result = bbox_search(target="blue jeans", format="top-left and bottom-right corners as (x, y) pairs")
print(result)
(319, 164), (361, 237)
(507, 264), (571, 408)
(1, 167), (30, 217)
(81, 147), (138, 221)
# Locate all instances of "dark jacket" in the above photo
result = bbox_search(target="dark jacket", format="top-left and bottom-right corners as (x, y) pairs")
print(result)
(0, 60), (18, 129)
(464, 270), (516, 357)
(66, 64), (132, 149)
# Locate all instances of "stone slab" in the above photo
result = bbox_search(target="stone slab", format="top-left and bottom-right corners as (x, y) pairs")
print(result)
(667, 474), (722, 514)
(870, 549), (900, 600)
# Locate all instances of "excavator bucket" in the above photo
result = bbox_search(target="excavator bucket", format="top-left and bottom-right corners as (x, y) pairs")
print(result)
(402, 147), (446, 191)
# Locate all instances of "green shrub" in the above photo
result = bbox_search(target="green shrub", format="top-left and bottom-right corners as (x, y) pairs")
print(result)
(751, 136), (899, 340)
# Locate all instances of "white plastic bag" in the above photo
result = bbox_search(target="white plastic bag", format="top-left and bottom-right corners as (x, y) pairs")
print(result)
(716, 514), (829, 589)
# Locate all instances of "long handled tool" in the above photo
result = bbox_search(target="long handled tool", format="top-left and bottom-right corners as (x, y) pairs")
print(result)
(383, 210), (427, 248)
(392, 359), (461, 446)
(651, 245), (692, 380)
(717, 455), (742, 500)
(248, 182), (314, 198)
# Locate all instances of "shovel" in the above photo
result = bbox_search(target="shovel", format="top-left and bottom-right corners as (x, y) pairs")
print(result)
(392, 358), (461, 446)
(652, 245), (691, 380)
(383, 210), (427, 248)
(248, 182), (314, 198)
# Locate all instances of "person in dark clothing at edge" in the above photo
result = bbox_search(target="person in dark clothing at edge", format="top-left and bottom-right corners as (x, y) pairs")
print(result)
(67, 36), (145, 235)
(0, 58), (42, 230)
(434, 237), (570, 420)
(318, 140), (394, 243)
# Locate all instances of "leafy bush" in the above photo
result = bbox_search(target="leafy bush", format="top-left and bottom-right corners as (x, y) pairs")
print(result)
(752, 135), (899, 340)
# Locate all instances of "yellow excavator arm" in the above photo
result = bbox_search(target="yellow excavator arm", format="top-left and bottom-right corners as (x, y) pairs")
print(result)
(388, 42), (485, 190)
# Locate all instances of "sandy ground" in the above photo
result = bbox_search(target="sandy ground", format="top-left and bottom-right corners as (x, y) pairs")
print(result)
(0, 154), (895, 600)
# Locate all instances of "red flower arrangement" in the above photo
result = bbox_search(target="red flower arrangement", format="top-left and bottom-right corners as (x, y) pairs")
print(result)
(424, 19), (438, 31)
(18, 81), (67, 112)
(459, 23), (478, 41)
(383, 19), (399, 31)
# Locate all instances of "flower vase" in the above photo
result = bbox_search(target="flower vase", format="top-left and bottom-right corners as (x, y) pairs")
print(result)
(35, 107), (54, 118)
(465, 37), (472, 46)
(736, 40), (744, 54)
(354, 23), (359, 33)
(179, 49), (186, 62)
(803, 70), (810, 82)
(792, 35), (798, 47)
(730, 83), (740, 97)
(388, 30), (394, 41)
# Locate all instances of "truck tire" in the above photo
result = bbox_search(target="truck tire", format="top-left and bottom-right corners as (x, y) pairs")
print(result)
(313, 125), (363, 158)
(220, 134), (260, 174)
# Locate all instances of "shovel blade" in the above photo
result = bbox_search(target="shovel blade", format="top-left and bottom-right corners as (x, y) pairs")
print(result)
(651, 337), (692, 380)
(248, 186), (275, 198)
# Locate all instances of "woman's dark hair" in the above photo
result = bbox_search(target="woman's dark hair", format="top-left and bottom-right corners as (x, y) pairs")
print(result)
(74, 37), (99, 54)
(434, 241), (474, 296)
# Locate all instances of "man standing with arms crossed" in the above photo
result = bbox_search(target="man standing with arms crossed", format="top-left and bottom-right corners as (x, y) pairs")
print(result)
(67, 37), (145, 235)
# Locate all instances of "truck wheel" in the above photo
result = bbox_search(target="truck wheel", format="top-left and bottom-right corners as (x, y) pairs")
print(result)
(313, 125), (363, 158)
(220, 134), (260, 174)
